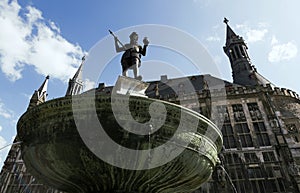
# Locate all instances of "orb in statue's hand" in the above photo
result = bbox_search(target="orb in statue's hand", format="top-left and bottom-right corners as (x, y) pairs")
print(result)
(143, 37), (149, 45)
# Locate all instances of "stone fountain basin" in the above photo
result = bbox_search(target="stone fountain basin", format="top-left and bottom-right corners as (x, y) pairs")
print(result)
(17, 93), (222, 193)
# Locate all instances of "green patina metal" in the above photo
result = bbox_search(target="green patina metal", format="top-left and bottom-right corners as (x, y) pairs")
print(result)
(17, 93), (222, 193)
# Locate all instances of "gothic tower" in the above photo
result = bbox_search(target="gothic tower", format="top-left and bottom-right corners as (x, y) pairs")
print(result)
(27, 75), (49, 109)
(223, 18), (271, 86)
(65, 56), (85, 96)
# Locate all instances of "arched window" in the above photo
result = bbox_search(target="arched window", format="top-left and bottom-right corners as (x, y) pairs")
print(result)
(229, 49), (235, 61)
(240, 45), (246, 57)
(234, 46), (241, 58)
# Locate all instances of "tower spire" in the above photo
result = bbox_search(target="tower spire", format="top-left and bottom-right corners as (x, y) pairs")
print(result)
(28, 75), (49, 109)
(223, 18), (271, 86)
(65, 56), (85, 96)
(223, 18), (238, 47)
(38, 75), (49, 95)
(223, 17), (229, 24)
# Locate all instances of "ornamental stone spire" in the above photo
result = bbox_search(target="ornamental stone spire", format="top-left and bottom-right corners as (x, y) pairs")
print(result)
(27, 75), (49, 109)
(65, 56), (85, 96)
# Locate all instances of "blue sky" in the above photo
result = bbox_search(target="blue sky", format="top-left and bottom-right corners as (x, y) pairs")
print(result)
(0, 0), (300, 166)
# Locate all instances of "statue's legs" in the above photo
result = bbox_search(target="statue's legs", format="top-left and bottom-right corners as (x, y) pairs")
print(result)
(122, 70), (128, 77)
(132, 59), (139, 78)
(130, 58), (141, 79)
(122, 58), (141, 80)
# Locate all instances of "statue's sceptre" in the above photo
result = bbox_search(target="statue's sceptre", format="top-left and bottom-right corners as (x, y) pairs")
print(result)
(109, 30), (126, 49)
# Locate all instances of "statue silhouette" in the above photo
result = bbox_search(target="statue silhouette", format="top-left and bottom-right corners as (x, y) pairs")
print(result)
(112, 31), (149, 80)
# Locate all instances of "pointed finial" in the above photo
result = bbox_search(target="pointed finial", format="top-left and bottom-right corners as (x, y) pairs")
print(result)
(46, 75), (50, 79)
(223, 17), (229, 25)
(82, 55), (86, 61)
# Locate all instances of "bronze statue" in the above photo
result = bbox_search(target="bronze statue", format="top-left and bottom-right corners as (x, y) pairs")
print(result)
(110, 30), (149, 80)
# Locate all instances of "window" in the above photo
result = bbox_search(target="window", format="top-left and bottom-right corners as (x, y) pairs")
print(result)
(240, 45), (246, 57)
(236, 180), (248, 192)
(217, 105), (236, 149)
(273, 166), (282, 177)
(256, 133), (271, 146)
(251, 180), (268, 193)
(224, 153), (233, 164)
(216, 105), (230, 123)
(223, 135), (236, 149)
(222, 124), (236, 149)
(244, 153), (259, 163)
(235, 123), (253, 147)
(253, 122), (266, 132)
(251, 181), (258, 193)
(227, 167), (245, 180)
(228, 169), (237, 179)
(248, 167), (263, 178)
(253, 122), (271, 146)
(287, 124), (297, 133)
(251, 178), (284, 193)
(239, 134), (254, 147)
(232, 104), (246, 122)
(233, 153), (242, 164)
(286, 124), (300, 143)
(223, 124), (234, 135)
(258, 180), (266, 192)
(262, 151), (276, 162)
(229, 49), (236, 60)
(247, 103), (262, 121)
(224, 153), (242, 165)
(234, 46), (241, 58)
(236, 123), (250, 133)
(277, 178), (286, 191)
(270, 180), (278, 192)
(265, 167), (274, 177)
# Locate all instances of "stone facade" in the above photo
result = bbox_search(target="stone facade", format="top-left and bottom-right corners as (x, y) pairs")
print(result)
(145, 75), (300, 193)
(0, 138), (62, 193)
(1, 20), (300, 193)
(1, 75), (300, 193)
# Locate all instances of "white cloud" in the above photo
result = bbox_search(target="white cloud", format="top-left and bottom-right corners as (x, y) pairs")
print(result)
(0, 101), (13, 119)
(206, 24), (221, 42)
(236, 24), (268, 43)
(258, 22), (269, 28)
(271, 36), (279, 45)
(0, 0), (86, 82)
(0, 125), (2, 132)
(246, 29), (268, 43)
(49, 21), (60, 33)
(0, 135), (8, 168)
(0, 136), (7, 149)
(26, 5), (43, 24)
(84, 79), (96, 91)
(206, 36), (221, 42)
(268, 41), (298, 63)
